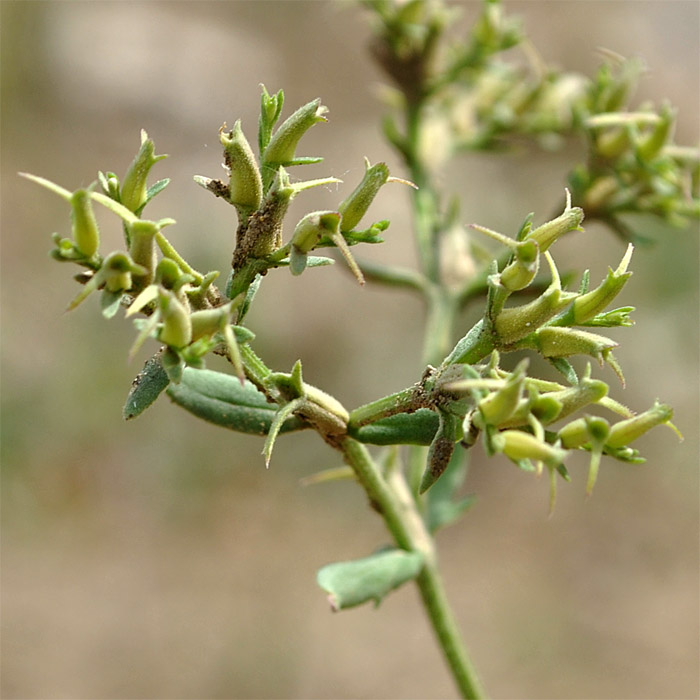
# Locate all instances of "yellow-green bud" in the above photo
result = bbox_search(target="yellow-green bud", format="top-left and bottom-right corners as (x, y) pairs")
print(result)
(499, 239), (539, 292)
(121, 130), (167, 213)
(525, 203), (584, 253)
(220, 120), (263, 214)
(338, 160), (390, 233)
(70, 188), (100, 258)
(606, 401), (673, 449)
(158, 292), (192, 349)
(559, 416), (610, 449)
(534, 327), (618, 361)
(128, 220), (159, 290)
(475, 361), (527, 428)
(495, 286), (577, 345)
(262, 98), (328, 166)
(495, 430), (567, 469)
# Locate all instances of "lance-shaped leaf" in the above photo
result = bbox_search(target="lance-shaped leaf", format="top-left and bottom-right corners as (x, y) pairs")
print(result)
(123, 351), (170, 420)
(166, 368), (307, 435)
(349, 409), (440, 446)
(317, 549), (424, 611)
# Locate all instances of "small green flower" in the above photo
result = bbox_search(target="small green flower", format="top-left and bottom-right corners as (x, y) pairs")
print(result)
(220, 120), (263, 215)
(120, 130), (167, 214)
(524, 192), (584, 253)
(70, 188), (100, 258)
(606, 401), (674, 449)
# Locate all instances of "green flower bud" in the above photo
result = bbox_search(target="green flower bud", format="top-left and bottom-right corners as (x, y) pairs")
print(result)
(553, 244), (634, 326)
(158, 292), (192, 349)
(128, 219), (159, 290)
(499, 239), (539, 292)
(102, 252), (139, 294)
(475, 361), (527, 428)
(525, 196), (584, 253)
(495, 283), (577, 345)
(637, 103), (676, 161)
(70, 188), (100, 258)
(559, 415), (610, 449)
(120, 130), (167, 213)
(494, 430), (567, 470)
(606, 401), (673, 449)
(290, 210), (341, 276)
(534, 326), (618, 362)
(262, 97), (328, 167)
(220, 120), (263, 214)
(338, 159), (390, 233)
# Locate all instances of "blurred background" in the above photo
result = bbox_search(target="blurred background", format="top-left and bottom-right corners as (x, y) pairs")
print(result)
(1, 1), (698, 698)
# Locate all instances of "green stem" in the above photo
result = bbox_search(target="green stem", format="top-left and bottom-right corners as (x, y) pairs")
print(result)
(339, 437), (485, 699)
(349, 385), (422, 427)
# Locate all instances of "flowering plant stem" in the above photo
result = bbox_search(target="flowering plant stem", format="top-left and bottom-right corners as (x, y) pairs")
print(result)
(340, 438), (486, 699)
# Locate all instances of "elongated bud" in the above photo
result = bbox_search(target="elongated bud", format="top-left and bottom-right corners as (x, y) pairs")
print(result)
(475, 361), (527, 428)
(606, 401), (673, 448)
(121, 130), (167, 213)
(494, 430), (568, 469)
(262, 98), (328, 167)
(555, 244), (634, 326)
(499, 239), (539, 292)
(338, 159), (390, 232)
(70, 188), (100, 258)
(220, 121), (263, 214)
(534, 326), (618, 362)
(158, 291), (192, 349)
(559, 416), (610, 449)
(290, 210), (341, 275)
(128, 220), (159, 289)
(525, 194), (584, 253)
(637, 103), (675, 161)
(495, 255), (577, 344)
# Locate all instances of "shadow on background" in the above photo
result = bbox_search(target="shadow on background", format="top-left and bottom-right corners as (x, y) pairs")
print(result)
(1, 2), (698, 698)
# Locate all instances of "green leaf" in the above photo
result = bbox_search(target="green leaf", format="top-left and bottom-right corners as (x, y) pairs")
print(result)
(166, 368), (307, 435)
(123, 352), (170, 420)
(100, 290), (123, 319)
(317, 549), (424, 611)
(350, 409), (439, 446)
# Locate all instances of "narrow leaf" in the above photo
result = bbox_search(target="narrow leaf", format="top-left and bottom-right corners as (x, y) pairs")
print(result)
(123, 351), (170, 419)
(317, 549), (424, 611)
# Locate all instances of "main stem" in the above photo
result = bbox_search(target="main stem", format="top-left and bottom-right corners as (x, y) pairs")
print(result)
(339, 437), (485, 699)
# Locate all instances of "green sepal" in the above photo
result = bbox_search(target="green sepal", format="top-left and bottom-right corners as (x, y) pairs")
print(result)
(548, 357), (578, 385)
(316, 549), (424, 611)
(123, 352), (170, 420)
(349, 409), (439, 446)
(166, 368), (307, 435)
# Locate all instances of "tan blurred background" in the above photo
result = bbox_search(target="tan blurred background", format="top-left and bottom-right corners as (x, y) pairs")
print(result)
(1, 2), (698, 698)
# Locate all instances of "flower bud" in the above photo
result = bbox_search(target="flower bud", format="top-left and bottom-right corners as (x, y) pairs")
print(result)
(534, 326), (618, 362)
(338, 159), (390, 232)
(475, 361), (527, 428)
(70, 188), (100, 258)
(498, 239), (539, 292)
(262, 98), (328, 167)
(158, 292), (192, 349)
(606, 401), (673, 449)
(494, 430), (567, 470)
(128, 220), (159, 290)
(637, 103), (675, 161)
(120, 130), (167, 213)
(220, 120), (263, 214)
(495, 286), (577, 345)
(525, 198), (584, 253)
(554, 244), (634, 326)
(559, 416), (610, 449)
(290, 211), (341, 276)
